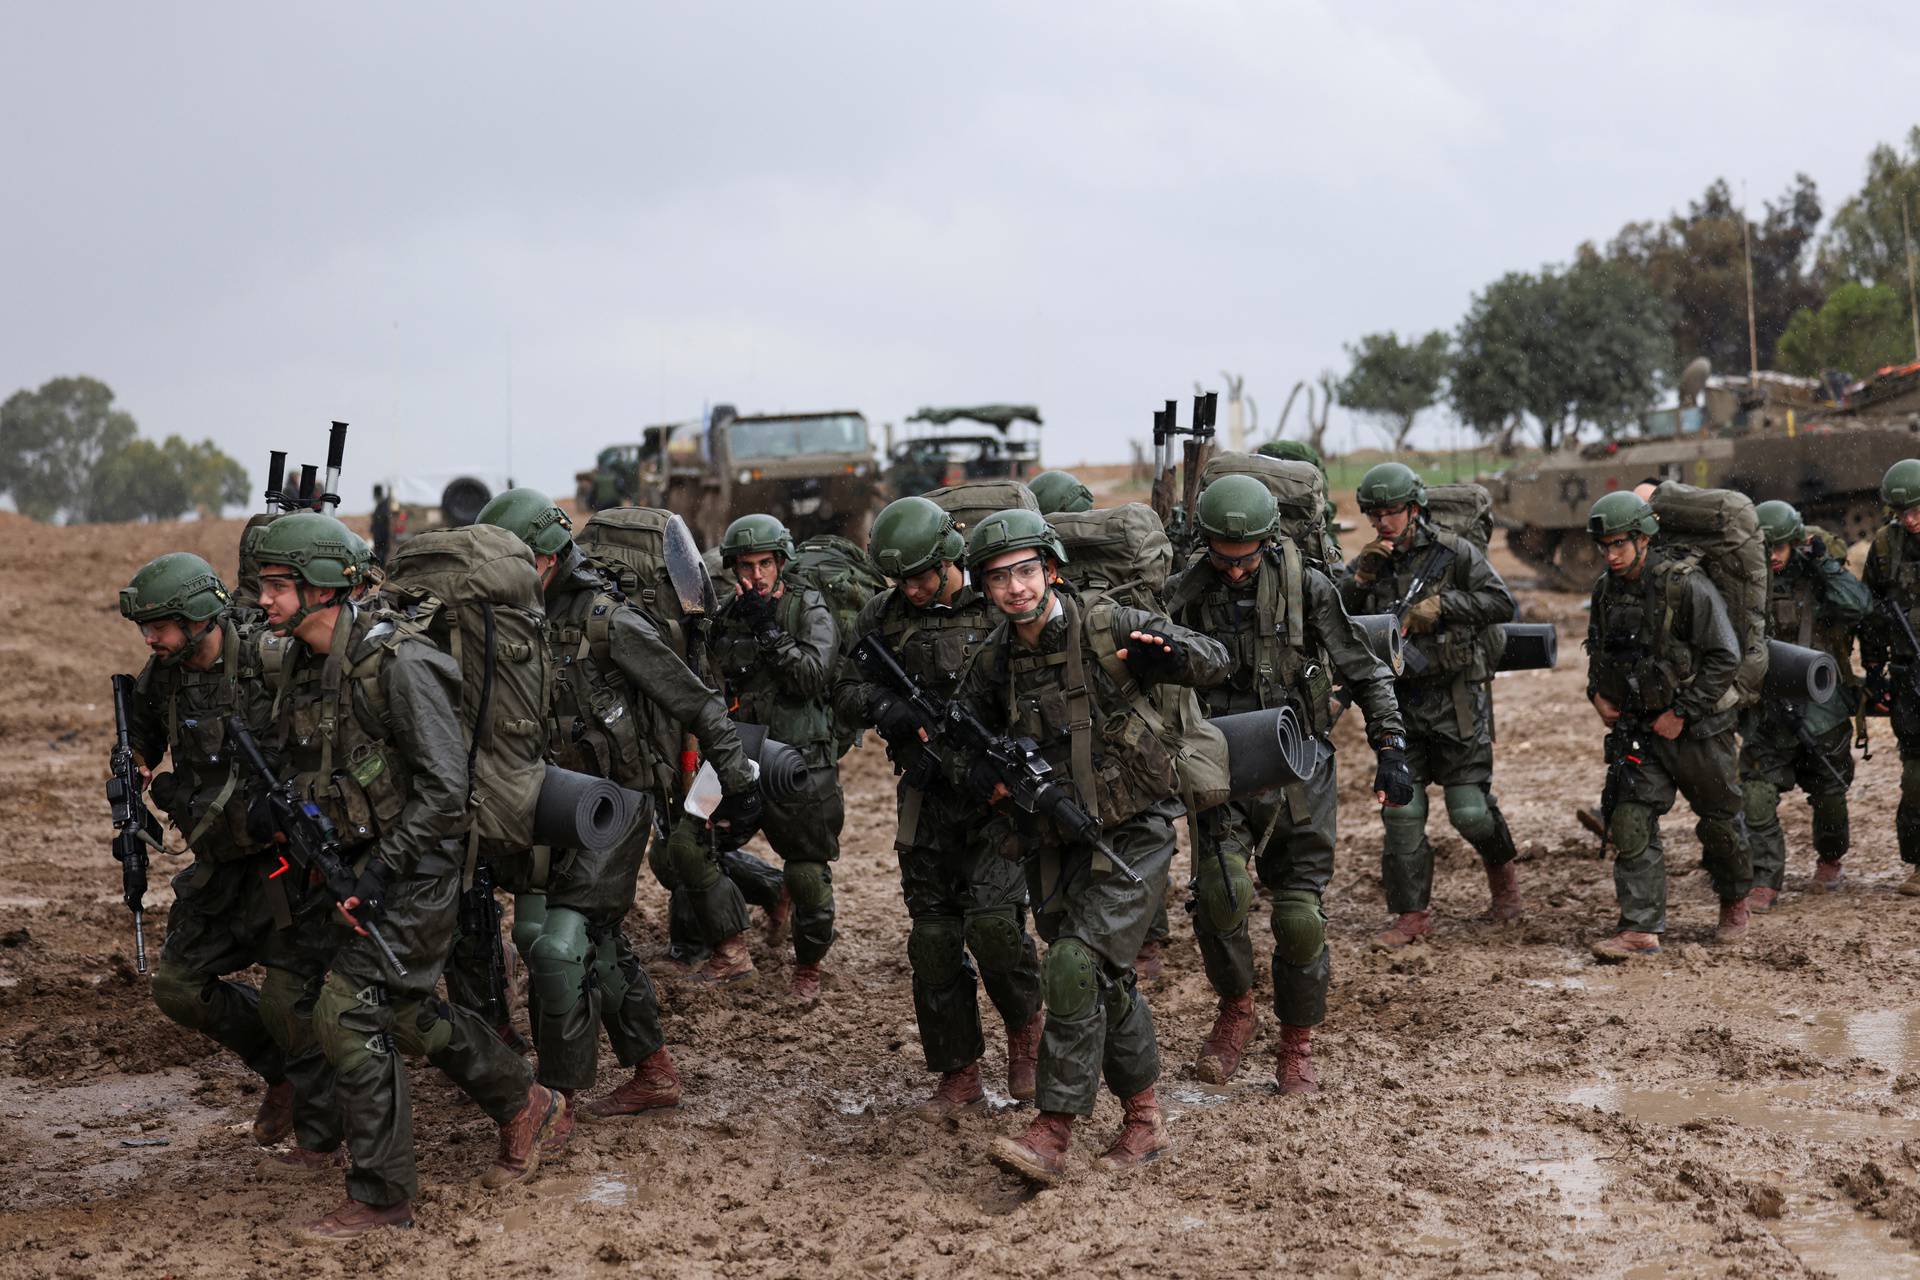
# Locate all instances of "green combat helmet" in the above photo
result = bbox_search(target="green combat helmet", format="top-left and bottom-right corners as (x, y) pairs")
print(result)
(1257, 439), (1325, 472)
(1882, 459), (1920, 510)
(1754, 499), (1805, 547)
(1194, 473), (1279, 542)
(719, 513), (797, 565)
(253, 511), (363, 634)
(868, 495), (963, 580)
(1030, 469), (1095, 516)
(1355, 461), (1426, 511)
(120, 553), (231, 667)
(965, 507), (1066, 623)
(476, 486), (575, 556)
(1587, 491), (1659, 539)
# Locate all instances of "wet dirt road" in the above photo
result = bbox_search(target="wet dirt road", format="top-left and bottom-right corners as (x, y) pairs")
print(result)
(4, 506), (1920, 1278)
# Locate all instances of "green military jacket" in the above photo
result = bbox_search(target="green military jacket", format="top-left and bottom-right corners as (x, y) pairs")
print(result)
(708, 578), (839, 756)
(127, 615), (279, 862)
(1336, 518), (1515, 685)
(1759, 544), (1869, 737)
(1861, 522), (1920, 669)
(1585, 550), (1740, 736)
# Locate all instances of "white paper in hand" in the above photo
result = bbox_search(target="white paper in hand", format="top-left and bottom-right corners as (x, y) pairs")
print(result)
(684, 757), (759, 820)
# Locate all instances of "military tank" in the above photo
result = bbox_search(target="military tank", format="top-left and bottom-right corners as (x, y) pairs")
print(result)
(1492, 360), (1920, 587)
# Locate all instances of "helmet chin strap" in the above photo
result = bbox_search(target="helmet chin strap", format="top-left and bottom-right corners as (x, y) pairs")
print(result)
(1008, 582), (1054, 625)
(273, 580), (339, 637)
(155, 616), (218, 669)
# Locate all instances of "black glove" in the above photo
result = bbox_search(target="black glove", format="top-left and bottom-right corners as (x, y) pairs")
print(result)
(710, 786), (764, 851)
(1122, 630), (1186, 680)
(345, 858), (393, 921)
(732, 588), (776, 631)
(1373, 746), (1414, 807)
(243, 786), (282, 845)
(872, 694), (927, 749)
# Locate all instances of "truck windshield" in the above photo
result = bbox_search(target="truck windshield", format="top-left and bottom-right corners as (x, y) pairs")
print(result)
(726, 414), (869, 459)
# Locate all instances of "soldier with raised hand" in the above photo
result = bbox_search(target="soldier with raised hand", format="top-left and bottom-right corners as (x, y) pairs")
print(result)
(1742, 500), (1869, 907)
(473, 489), (761, 1124)
(1861, 460), (1920, 896)
(838, 496), (1045, 1118)
(1338, 462), (1520, 945)
(707, 513), (843, 1001)
(1164, 476), (1410, 1090)
(1029, 469), (1095, 516)
(117, 554), (341, 1162)
(250, 512), (560, 1242)
(955, 509), (1231, 1183)
(1583, 492), (1752, 961)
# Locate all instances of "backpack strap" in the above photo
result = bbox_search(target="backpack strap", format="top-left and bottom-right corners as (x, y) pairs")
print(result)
(1059, 596), (1112, 876)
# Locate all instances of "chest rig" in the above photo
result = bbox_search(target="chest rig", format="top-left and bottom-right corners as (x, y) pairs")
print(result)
(1590, 557), (1699, 715)
(545, 585), (673, 802)
(878, 586), (994, 845)
(138, 618), (275, 860)
(711, 587), (833, 748)
(1876, 525), (1920, 640)
(1354, 524), (1483, 683)
(1166, 543), (1329, 728)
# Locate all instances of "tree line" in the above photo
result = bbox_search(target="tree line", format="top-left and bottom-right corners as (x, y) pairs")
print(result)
(1330, 125), (1920, 454)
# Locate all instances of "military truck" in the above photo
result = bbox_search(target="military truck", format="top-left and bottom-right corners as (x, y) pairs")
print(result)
(576, 444), (645, 512)
(625, 404), (880, 546)
(885, 404), (1043, 497)
(1493, 363), (1920, 587)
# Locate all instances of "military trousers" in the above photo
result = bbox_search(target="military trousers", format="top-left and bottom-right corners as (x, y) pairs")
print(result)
(759, 758), (845, 965)
(652, 821), (785, 967)
(1889, 679), (1920, 866)
(1028, 800), (1176, 1116)
(1606, 723), (1751, 934)
(1378, 682), (1514, 914)
(1739, 716), (1854, 891)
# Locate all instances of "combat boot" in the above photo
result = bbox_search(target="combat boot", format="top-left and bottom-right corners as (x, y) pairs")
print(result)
(582, 1048), (683, 1119)
(1812, 859), (1845, 893)
(1194, 993), (1255, 1085)
(1713, 896), (1750, 944)
(1372, 910), (1431, 949)
(545, 1089), (576, 1150)
(1005, 1011), (1043, 1101)
(252, 1080), (294, 1146)
(989, 1111), (1075, 1184)
(1589, 930), (1661, 962)
(1095, 1087), (1170, 1170)
(295, 1197), (413, 1244)
(790, 961), (823, 1003)
(1275, 1025), (1319, 1095)
(1748, 885), (1779, 913)
(1899, 866), (1920, 897)
(496, 1022), (533, 1056)
(260, 1145), (347, 1178)
(917, 1061), (986, 1121)
(693, 933), (756, 985)
(764, 887), (793, 946)
(1134, 938), (1165, 982)
(1483, 862), (1523, 923)
(481, 1083), (565, 1190)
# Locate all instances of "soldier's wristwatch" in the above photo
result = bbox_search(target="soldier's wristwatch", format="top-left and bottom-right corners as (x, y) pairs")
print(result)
(1371, 732), (1406, 753)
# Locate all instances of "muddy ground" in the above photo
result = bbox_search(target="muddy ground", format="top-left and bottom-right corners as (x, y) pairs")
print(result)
(4, 496), (1920, 1280)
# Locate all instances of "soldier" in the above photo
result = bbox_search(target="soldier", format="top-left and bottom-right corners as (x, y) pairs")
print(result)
(1165, 476), (1410, 1088)
(117, 554), (341, 1161)
(1742, 500), (1869, 907)
(250, 512), (561, 1241)
(1338, 462), (1520, 945)
(1030, 469), (1095, 516)
(1583, 492), (1752, 960)
(370, 484), (393, 568)
(706, 514), (843, 1001)
(473, 490), (763, 1121)
(1861, 459), (1920, 896)
(838, 496), (1046, 1117)
(956, 509), (1231, 1182)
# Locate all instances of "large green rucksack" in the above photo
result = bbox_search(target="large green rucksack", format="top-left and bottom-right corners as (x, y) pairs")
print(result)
(1198, 452), (1340, 568)
(1650, 482), (1769, 710)
(1423, 483), (1494, 551)
(786, 534), (888, 758)
(575, 507), (710, 663)
(1046, 503), (1173, 610)
(380, 524), (550, 848)
(926, 479), (1040, 535)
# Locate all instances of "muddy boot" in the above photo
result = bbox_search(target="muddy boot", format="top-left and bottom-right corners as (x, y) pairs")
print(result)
(1371, 910), (1431, 950)
(252, 1080), (295, 1146)
(1483, 861), (1523, 923)
(481, 1083), (565, 1190)
(295, 1198), (414, 1244)
(544, 1089), (576, 1151)
(497, 1022), (533, 1056)
(1811, 859), (1845, 893)
(693, 933), (756, 985)
(1194, 993), (1256, 1085)
(1747, 885), (1778, 913)
(261, 1146), (348, 1178)
(764, 887), (793, 947)
(1589, 930), (1661, 962)
(917, 1061), (986, 1121)
(1898, 866), (1920, 896)
(582, 1048), (683, 1119)
(1095, 1087), (1170, 1171)
(989, 1111), (1075, 1184)
(1133, 938), (1164, 983)
(1275, 1024), (1319, 1095)
(1713, 895), (1750, 944)
(1005, 1011), (1043, 1102)
(790, 961), (823, 1004)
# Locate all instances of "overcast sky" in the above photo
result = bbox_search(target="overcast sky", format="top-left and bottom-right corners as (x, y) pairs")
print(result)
(4, 2), (1916, 510)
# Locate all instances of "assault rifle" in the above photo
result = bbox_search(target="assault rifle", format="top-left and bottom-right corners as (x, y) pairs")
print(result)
(225, 714), (409, 976)
(458, 862), (510, 1028)
(107, 674), (163, 972)
(1387, 536), (1455, 678)
(1872, 596), (1920, 736)
(851, 633), (1140, 884)
(1591, 712), (1652, 857)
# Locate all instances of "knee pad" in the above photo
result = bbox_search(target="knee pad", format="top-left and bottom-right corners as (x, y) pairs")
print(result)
(906, 916), (966, 987)
(1696, 814), (1743, 862)
(1042, 937), (1100, 1021)
(1193, 847), (1254, 936)
(1742, 778), (1781, 828)
(1608, 803), (1653, 859)
(963, 909), (1025, 973)
(526, 906), (591, 1011)
(510, 891), (547, 959)
(1442, 785), (1495, 842)
(784, 860), (834, 911)
(663, 817), (722, 892)
(391, 997), (456, 1058)
(149, 962), (213, 1028)
(1380, 786), (1429, 851)
(1270, 890), (1327, 967)
(313, 974), (389, 1072)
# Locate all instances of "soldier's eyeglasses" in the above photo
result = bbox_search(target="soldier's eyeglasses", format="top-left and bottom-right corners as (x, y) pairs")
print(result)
(1207, 546), (1263, 570)
(981, 557), (1046, 591)
(1364, 504), (1410, 519)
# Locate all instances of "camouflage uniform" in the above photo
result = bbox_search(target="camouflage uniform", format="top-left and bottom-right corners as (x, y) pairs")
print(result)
(1861, 522), (1920, 871)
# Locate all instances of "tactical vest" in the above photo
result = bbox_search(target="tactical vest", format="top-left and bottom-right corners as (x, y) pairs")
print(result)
(1348, 523), (1486, 682)
(1164, 543), (1331, 731)
(874, 585), (995, 843)
(1588, 556), (1702, 716)
(1873, 524), (1920, 636)
(136, 617), (276, 861)
(710, 585), (834, 750)
(1766, 560), (1824, 652)
(545, 584), (675, 803)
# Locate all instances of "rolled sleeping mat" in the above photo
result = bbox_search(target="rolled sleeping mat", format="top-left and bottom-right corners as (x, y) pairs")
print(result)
(1764, 639), (1837, 705)
(1350, 613), (1404, 676)
(533, 765), (646, 853)
(734, 722), (808, 801)
(1211, 705), (1324, 801)
(1496, 623), (1559, 671)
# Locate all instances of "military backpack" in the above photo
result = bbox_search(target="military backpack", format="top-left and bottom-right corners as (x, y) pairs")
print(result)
(1649, 481), (1769, 710)
(926, 479), (1040, 536)
(1422, 483), (1494, 551)
(1198, 451), (1339, 568)
(1046, 503), (1173, 611)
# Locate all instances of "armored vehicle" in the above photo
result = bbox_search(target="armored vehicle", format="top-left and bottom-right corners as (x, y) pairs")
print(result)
(885, 404), (1042, 497)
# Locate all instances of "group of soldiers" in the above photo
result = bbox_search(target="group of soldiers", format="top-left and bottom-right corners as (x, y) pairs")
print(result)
(109, 451), (1920, 1234)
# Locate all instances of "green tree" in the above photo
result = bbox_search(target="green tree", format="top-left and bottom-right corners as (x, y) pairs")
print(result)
(1821, 125), (1920, 289)
(1335, 330), (1451, 451)
(0, 376), (137, 521)
(83, 434), (251, 522)
(1776, 282), (1914, 380)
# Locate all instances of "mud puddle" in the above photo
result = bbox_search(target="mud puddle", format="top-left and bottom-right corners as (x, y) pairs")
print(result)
(0, 1068), (228, 1211)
